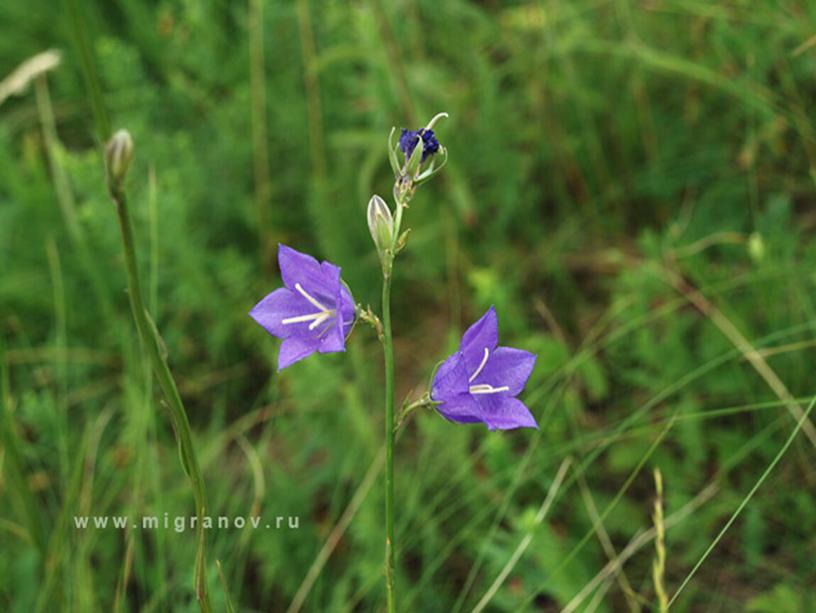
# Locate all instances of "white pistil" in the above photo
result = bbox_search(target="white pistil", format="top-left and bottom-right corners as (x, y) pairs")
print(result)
(469, 347), (490, 383)
(281, 283), (335, 330)
(467, 347), (508, 394)
(469, 384), (510, 395)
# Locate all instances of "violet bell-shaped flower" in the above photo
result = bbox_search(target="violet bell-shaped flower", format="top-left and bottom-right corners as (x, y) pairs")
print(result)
(250, 244), (356, 371)
(431, 307), (537, 430)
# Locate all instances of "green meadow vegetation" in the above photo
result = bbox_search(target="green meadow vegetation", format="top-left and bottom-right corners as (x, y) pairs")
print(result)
(2, 0), (816, 610)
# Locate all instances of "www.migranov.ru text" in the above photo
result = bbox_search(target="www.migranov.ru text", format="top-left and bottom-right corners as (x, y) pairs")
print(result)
(72, 514), (300, 532)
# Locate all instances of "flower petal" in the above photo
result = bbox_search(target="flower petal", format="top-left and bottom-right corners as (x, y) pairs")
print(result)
(435, 392), (485, 424)
(320, 259), (341, 286)
(431, 351), (470, 401)
(318, 317), (346, 354)
(278, 244), (336, 304)
(473, 347), (537, 396)
(277, 336), (319, 371)
(399, 128), (419, 159)
(459, 306), (499, 374)
(338, 282), (356, 331)
(419, 129), (440, 161)
(249, 288), (304, 339)
(475, 395), (538, 431)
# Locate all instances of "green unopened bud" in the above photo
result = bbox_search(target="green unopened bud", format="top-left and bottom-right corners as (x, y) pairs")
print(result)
(367, 195), (394, 255)
(105, 129), (134, 190)
(748, 231), (765, 263)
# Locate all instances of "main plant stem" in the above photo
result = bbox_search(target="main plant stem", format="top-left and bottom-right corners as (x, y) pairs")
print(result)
(381, 183), (410, 612)
(382, 271), (396, 613)
(111, 187), (211, 612)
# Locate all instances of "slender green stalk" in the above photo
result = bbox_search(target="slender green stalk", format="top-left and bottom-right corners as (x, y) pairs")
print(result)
(472, 458), (572, 613)
(45, 238), (69, 481)
(64, 0), (111, 142)
(34, 73), (116, 324)
(0, 339), (48, 555)
(668, 395), (816, 607)
(368, 0), (416, 123)
(248, 0), (272, 258)
(379, 180), (411, 612)
(296, 0), (327, 182)
(382, 273), (396, 613)
(108, 179), (211, 612)
(652, 468), (668, 612)
(375, 111), (449, 608)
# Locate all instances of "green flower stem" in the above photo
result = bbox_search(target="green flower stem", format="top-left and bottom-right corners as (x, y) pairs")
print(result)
(109, 184), (211, 613)
(380, 182), (412, 612)
(394, 395), (436, 434)
(381, 269), (396, 613)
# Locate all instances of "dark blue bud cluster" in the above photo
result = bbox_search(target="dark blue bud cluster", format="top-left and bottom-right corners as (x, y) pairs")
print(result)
(398, 128), (440, 162)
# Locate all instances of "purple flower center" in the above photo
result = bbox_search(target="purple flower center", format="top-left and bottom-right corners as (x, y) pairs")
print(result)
(429, 306), (538, 430)
(280, 282), (337, 335)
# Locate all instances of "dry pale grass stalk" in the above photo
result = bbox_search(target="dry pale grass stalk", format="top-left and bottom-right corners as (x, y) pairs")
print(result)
(578, 472), (643, 613)
(663, 265), (816, 449)
(562, 482), (718, 613)
(0, 49), (61, 106)
(652, 468), (669, 612)
(472, 458), (572, 613)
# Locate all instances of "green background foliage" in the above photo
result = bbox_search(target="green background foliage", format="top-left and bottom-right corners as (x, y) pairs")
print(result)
(2, 0), (816, 610)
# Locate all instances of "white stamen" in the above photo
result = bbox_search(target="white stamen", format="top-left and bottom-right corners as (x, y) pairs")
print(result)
(281, 282), (337, 330)
(308, 311), (331, 330)
(469, 347), (490, 382)
(468, 384), (510, 395)
(295, 283), (329, 312)
(281, 312), (324, 325)
(282, 309), (336, 328)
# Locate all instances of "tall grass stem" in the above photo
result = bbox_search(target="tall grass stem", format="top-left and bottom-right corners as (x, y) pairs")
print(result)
(668, 395), (816, 606)
(108, 181), (212, 612)
(64, 0), (111, 142)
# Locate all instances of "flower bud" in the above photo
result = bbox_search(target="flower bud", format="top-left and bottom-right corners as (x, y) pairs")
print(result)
(105, 129), (134, 189)
(392, 113), (448, 181)
(367, 194), (394, 254)
(748, 231), (765, 263)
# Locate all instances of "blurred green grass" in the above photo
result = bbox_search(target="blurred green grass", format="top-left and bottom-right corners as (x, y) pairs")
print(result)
(2, 0), (816, 611)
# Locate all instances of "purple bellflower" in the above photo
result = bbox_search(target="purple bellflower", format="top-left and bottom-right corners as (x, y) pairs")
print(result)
(398, 128), (440, 162)
(250, 244), (356, 371)
(431, 307), (537, 430)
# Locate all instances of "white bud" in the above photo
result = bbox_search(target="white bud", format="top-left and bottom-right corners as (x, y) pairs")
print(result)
(105, 129), (134, 189)
(367, 194), (394, 254)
